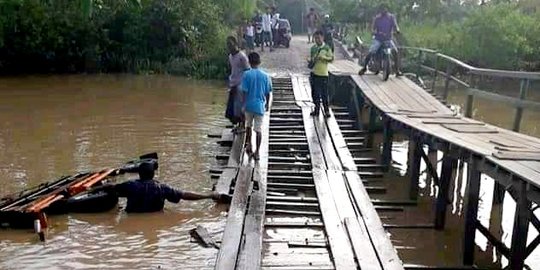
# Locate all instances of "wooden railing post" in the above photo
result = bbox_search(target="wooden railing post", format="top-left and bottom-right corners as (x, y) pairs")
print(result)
(512, 79), (529, 132)
(443, 63), (452, 101)
(415, 51), (423, 81)
(430, 53), (439, 92)
(465, 74), (475, 118)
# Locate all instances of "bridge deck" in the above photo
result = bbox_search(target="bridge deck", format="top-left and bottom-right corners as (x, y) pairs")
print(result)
(215, 75), (403, 269)
(330, 59), (540, 193)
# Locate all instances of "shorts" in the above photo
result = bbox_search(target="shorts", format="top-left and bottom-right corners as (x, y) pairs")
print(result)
(307, 27), (316, 35)
(369, 39), (398, 54)
(263, 31), (272, 43)
(245, 112), (264, 133)
(245, 36), (255, 50)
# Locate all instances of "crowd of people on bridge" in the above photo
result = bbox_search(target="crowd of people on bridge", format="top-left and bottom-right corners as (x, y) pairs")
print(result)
(226, 4), (402, 148)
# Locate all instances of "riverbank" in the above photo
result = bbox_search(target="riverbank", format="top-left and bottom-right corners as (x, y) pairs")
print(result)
(0, 0), (229, 79)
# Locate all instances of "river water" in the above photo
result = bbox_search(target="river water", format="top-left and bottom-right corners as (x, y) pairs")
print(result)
(0, 75), (228, 269)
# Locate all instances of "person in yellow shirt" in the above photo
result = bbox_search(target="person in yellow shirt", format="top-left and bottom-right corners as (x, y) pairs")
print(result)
(308, 30), (334, 117)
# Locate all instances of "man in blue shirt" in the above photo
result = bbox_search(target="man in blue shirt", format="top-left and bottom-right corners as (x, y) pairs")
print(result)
(95, 162), (228, 213)
(358, 4), (402, 76)
(241, 52), (272, 160)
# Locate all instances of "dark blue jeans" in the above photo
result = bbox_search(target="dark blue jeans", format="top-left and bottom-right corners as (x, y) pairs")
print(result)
(310, 73), (329, 111)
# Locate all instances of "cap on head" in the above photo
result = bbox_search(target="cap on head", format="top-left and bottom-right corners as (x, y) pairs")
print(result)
(324, 14), (330, 19)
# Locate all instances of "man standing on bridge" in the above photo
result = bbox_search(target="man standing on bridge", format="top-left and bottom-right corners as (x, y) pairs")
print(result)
(226, 36), (250, 134)
(241, 52), (272, 161)
(308, 30), (334, 117)
(358, 4), (403, 76)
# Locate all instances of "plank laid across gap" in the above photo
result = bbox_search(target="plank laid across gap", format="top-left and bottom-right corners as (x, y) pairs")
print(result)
(344, 171), (404, 269)
(215, 166), (254, 270)
(325, 110), (357, 171)
(236, 101), (271, 270)
(214, 168), (238, 195)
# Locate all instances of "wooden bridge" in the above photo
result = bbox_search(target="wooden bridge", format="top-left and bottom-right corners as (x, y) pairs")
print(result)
(209, 39), (540, 269)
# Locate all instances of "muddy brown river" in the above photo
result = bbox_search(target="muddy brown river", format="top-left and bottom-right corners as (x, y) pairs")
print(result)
(0, 67), (538, 268)
(0, 75), (228, 269)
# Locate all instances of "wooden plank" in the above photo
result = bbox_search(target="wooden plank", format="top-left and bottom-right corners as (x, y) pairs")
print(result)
(215, 166), (254, 270)
(311, 170), (357, 269)
(344, 217), (383, 270)
(237, 104), (271, 270)
(492, 151), (540, 161)
(325, 110), (357, 171)
(302, 107), (327, 170)
(344, 171), (404, 270)
(441, 124), (498, 134)
(227, 131), (246, 168)
(313, 113), (342, 171)
(421, 118), (484, 125)
(214, 168), (238, 195)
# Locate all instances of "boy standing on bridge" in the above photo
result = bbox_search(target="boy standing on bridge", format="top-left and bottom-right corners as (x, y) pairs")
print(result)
(309, 30), (334, 117)
(241, 52), (272, 161)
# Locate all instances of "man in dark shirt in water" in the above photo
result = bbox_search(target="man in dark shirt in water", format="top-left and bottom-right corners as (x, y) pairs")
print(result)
(98, 162), (227, 213)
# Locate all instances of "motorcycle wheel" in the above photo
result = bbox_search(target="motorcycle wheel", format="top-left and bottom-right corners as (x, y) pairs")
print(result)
(382, 54), (391, 81)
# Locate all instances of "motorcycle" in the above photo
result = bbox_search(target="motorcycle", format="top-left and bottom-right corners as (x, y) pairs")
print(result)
(367, 40), (394, 81)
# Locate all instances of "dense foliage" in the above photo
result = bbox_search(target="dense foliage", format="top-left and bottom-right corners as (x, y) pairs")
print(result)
(0, 0), (233, 78)
(332, 0), (540, 71)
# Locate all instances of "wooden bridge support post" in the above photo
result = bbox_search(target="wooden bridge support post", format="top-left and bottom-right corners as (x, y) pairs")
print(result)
(512, 79), (529, 132)
(493, 182), (506, 205)
(350, 83), (365, 130)
(434, 152), (457, 230)
(509, 180), (531, 270)
(366, 106), (377, 149)
(409, 139), (422, 200)
(381, 118), (394, 172)
(463, 157), (481, 266)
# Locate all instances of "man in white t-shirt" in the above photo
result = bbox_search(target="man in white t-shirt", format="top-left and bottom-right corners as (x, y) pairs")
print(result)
(261, 6), (274, 52)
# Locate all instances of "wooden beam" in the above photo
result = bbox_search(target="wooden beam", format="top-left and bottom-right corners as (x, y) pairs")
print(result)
(434, 154), (457, 230)
(236, 105), (270, 270)
(381, 118), (394, 172)
(215, 166), (254, 270)
(409, 140), (422, 200)
(463, 157), (481, 266)
(509, 181), (531, 270)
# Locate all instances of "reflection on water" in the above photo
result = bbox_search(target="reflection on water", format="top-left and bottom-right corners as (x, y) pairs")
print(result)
(383, 136), (540, 268)
(0, 75), (227, 269)
(445, 85), (540, 138)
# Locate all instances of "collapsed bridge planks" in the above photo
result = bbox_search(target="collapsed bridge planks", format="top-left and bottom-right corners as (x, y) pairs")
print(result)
(214, 75), (403, 270)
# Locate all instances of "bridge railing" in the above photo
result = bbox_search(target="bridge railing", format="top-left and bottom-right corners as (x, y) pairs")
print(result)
(349, 37), (540, 133)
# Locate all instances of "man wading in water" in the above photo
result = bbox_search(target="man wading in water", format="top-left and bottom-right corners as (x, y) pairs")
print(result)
(241, 52), (272, 160)
(225, 36), (250, 133)
(93, 162), (229, 213)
